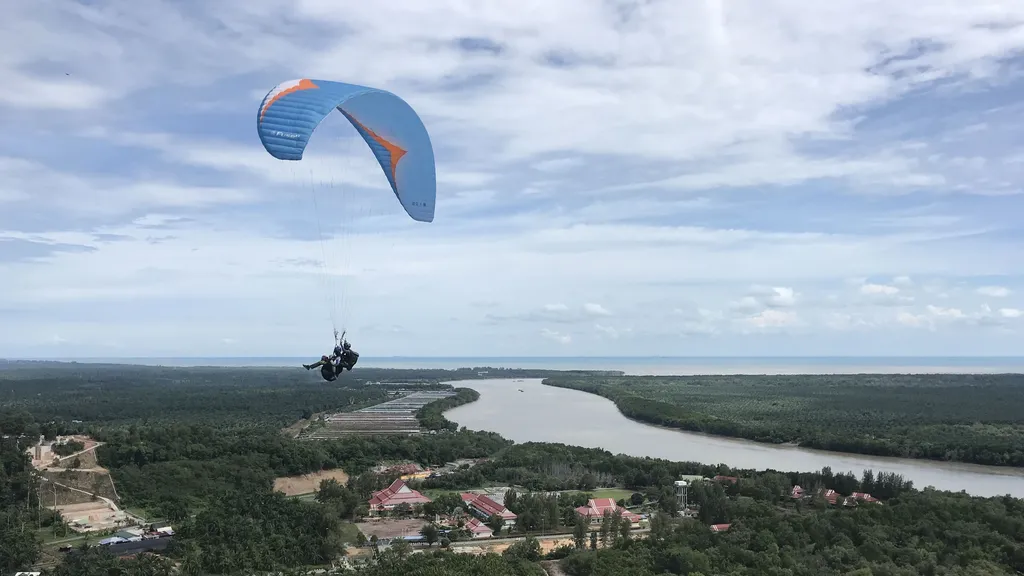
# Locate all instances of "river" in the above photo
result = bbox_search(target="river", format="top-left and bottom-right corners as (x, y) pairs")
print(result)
(443, 378), (1024, 498)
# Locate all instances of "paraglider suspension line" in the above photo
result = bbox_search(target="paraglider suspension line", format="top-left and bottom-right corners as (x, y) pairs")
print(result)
(309, 179), (339, 337)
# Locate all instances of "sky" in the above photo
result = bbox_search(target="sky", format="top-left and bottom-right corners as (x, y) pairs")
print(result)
(2, 1), (1024, 358)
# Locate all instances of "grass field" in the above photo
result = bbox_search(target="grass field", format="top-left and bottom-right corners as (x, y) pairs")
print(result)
(36, 528), (89, 548)
(422, 485), (506, 500)
(590, 488), (635, 501)
(339, 522), (363, 543)
(557, 488), (635, 502)
(124, 507), (150, 521)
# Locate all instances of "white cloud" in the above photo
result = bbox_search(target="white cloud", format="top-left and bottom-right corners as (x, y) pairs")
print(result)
(977, 285), (1011, 297)
(583, 303), (611, 316)
(861, 283), (900, 296)
(897, 311), (930, 328)
(744, 309), (800, 329)
(895, 302), (1023, 330)
(926, 305), (966, 319)
(1000, 308), (1022, 319)
(825, 312), (875, 331)
(764, 287), (798, 307)
(540, 328), (571, 345)
(730, 296), (763, 314)
(594, 323), (619, 339)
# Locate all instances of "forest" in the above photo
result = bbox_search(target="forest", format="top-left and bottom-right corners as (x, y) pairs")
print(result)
(1, 362), (1023, 575)
(543, 373), (1024, 467)
(0, 360), (579, 429)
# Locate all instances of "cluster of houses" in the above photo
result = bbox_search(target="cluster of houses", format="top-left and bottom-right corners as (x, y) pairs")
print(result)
(365, 472), (885, 544)
(709, 474), (882, 508)
(97, 523), (174, 546)
(791, 485), (881, 507)
(670, 474), (884, 533)
(366, 479), (646, 540)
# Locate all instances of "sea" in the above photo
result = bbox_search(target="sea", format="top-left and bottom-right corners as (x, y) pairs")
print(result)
(28, 356), (1024, 375)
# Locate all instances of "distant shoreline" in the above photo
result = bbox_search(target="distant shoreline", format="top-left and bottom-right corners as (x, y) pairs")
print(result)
(4, 356), (1024, 375)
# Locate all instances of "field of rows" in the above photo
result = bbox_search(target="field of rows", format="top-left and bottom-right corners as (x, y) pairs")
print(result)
(303, 389), (457, 438)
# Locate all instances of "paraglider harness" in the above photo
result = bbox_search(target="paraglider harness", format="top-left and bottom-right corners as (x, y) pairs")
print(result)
(320, 361), (338, 382)
(319, 331), (358, 381)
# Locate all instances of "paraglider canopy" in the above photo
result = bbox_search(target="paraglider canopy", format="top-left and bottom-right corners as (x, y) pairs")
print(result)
(257, 78), (436, 223)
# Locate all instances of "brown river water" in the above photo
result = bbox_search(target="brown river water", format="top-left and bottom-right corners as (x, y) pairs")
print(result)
(444, 378), (1024, 498)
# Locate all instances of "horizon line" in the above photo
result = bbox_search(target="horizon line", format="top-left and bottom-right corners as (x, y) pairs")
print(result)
(5, 355), (1024, 360)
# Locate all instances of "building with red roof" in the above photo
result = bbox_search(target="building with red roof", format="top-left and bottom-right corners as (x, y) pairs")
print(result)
(710, 523), (731, 532)
(575, 498), (642, 527)
(460, 493), (517, 528)
(368, 479), (431, 515)
(464, 517), (493, 539)
(713, 475), (738, 484)
(844, 492), (881, 506)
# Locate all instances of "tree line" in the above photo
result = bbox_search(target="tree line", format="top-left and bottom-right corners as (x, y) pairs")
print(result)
(416, 387), (480, 431)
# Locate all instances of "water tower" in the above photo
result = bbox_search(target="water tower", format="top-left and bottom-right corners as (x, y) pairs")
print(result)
(674, 480), (688, 510)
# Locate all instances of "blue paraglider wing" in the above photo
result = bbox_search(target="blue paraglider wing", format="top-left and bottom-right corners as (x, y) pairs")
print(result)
(257, 78), (435, 223)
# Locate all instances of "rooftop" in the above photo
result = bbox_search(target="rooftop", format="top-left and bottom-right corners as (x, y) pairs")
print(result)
(461, 493), (516, 520)
(575, 498), (641, 522)
(369, 479), (432, 508)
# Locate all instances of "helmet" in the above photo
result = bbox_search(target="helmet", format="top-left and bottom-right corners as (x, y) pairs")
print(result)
(321, 355), (329, 362)
(343, 341), (351, 349)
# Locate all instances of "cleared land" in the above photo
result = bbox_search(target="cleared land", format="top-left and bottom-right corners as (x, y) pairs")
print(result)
(39, 469), (118, 505)
(29, 436), (139, 532)
(29, 435), (101, 470)
(273, 469), (351, 496)
(305, 390), (456, 438)
(355, 518), (426, 540)
(56, 501), (132, 532)
(52, 446), (105, 471)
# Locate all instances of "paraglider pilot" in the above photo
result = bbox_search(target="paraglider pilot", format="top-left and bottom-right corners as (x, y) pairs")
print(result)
(304, 332), (358, 381)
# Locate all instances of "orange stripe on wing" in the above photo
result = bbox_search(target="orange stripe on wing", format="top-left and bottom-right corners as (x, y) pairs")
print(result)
(259, 79), (319, 123)
(345, 114), (408, 185)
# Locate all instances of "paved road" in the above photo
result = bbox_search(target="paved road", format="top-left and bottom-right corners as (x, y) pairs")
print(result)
(449, 528), (651, 548)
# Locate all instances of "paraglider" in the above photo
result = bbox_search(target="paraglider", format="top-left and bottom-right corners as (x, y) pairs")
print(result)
(257, 79), (436, 379)
(303, 331), (359, 381)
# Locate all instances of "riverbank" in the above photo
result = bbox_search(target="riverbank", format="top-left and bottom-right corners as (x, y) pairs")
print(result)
(442, 378), (1024, 497)
(541, 373), (1024, 469)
